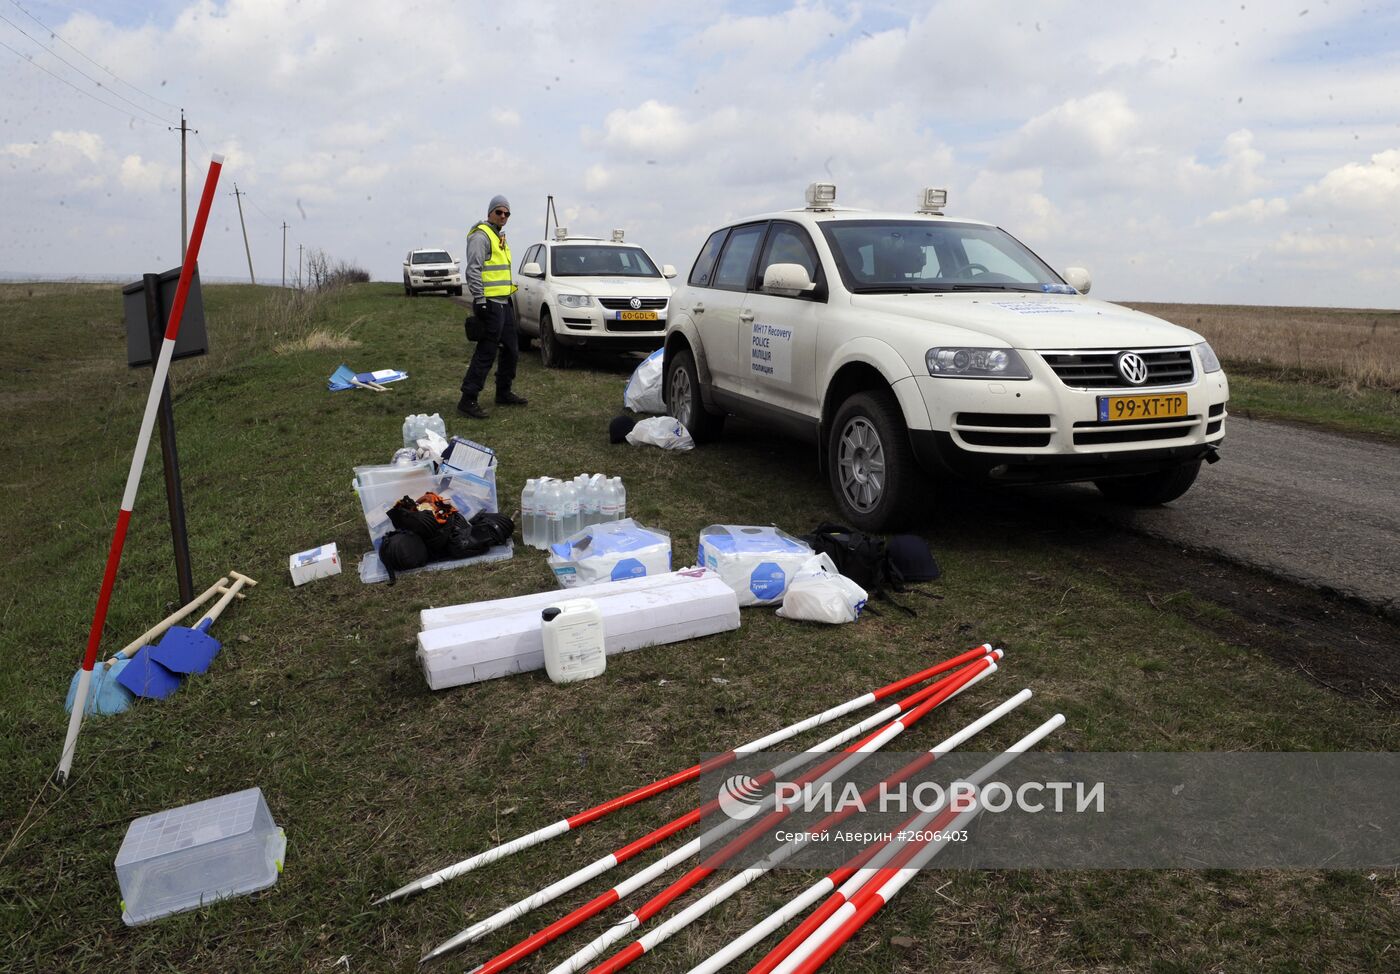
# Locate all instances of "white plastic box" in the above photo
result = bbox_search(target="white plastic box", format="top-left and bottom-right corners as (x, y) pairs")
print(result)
(416, 570), (739, 689)
(289, 543), (341, 586)
(352, 460), (440, 548)
(697, 525), (814, 606)
(115, 787), (286, 926)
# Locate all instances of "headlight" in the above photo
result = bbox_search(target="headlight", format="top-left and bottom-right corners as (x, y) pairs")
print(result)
(557, 293), (593, 308)
(925, 347), (1031, 379)
(1195, 341), (1222, 373)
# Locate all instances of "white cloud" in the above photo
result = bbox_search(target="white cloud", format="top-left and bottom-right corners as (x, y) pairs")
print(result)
(1205, 198), (1289, 224)
(118, 154), (169, 193)
(1297, 148), (1400, 213)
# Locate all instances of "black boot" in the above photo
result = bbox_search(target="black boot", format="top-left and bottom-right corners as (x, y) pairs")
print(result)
(495, 390), (529, 406)
(457, 396), (489, 419)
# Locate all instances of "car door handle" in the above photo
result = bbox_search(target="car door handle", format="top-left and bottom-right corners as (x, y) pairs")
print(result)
(693, 302), (704, 314)
(738, 311), (754, 323)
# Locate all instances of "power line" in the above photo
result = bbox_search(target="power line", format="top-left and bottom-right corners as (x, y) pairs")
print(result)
(5, 0), (182, 112)
(0, 11), (173, 125)
(0, 36), (165, 127)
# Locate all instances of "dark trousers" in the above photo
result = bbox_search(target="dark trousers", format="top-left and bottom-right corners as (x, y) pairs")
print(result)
(461, 299), (519, 399)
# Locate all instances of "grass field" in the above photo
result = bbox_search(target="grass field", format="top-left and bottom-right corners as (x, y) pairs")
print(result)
(1, 283), (1396, 973)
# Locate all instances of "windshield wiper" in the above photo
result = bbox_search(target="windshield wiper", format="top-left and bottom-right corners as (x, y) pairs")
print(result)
(849, 284), (953, 294)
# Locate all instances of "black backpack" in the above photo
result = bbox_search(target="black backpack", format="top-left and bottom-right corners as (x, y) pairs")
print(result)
(801, 523), (941, 616)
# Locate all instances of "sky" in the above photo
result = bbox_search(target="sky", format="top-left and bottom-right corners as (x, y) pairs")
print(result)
(1, 0), (1397, 308)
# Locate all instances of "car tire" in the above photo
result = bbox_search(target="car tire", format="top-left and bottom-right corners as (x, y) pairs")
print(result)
(403, 277), (411, 297)
(452, 286), (463, 297)
(665, 348), (724, 443)
(539, 308), (570, 369)
(1094, 460), (1201, 506)
(827, 390), (921, 531)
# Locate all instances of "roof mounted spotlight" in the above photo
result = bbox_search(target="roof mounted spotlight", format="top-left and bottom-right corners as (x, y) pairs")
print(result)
(805, 182), (837, 211)
(611, 229), (625, 242)
(917, 187), (948, 215)
(554, 227), (569, 241)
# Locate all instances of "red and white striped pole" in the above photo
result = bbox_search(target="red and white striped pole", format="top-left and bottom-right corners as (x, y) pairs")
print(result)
(56, 155), (225, 786)
(549, 655), (1001, 974)
(772, 714), (1066, 974)
(424, 652), (1002, 968)
(378, 645), (997, 906)
(569, 690), (1034, 974)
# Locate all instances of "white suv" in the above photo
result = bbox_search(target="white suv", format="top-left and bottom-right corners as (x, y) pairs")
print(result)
(514, 231), (676, 367)
(403, 248), (462, 296)
(663, 184), (1229, 530)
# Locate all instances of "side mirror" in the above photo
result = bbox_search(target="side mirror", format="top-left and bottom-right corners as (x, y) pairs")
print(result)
(522, 261), (543, 278)
(1063, 266), (1091, 294)
(662, 264), (677, 279)
(762, 262), (816, 295)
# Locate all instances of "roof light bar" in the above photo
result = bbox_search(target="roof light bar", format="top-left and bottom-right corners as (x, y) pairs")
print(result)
(917, 187), (948, 215)
(611, 229), (625, 242)
(805, 182), (837, 210)
(554, 227), (569, 241)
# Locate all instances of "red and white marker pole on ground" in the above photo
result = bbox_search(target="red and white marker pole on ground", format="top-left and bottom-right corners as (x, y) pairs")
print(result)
(424, 652), (1002, 968)
(55, 155), (224, 786)
(379, 645), (997, 906)
(547, 656), (1001, 974)
(571, 690), (1035, 974)
(769, 714), (1066, 974)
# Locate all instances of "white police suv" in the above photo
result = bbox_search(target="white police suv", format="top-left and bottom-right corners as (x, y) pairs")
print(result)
(662, 184), (1228, 530)
(514, 229), (677, 367)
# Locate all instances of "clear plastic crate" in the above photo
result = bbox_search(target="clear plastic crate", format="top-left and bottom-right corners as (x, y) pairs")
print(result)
(116, 787), (285, 926)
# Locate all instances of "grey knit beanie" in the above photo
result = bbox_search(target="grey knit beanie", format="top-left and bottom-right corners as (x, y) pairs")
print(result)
(488, 195), (510, 215)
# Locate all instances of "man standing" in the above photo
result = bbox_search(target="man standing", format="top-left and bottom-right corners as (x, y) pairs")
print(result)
(459, 195), (528, 419)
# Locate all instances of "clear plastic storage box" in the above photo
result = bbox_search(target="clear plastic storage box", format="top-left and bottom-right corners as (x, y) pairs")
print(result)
(116, 787), (286, 926)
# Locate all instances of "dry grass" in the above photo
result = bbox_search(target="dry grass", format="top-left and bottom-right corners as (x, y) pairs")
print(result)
(273, 326), (362, 355)
(1126, 303), (1400, 390)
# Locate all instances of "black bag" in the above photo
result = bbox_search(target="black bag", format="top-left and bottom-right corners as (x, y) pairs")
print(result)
(446, 511), (514, 558)
(464, 312), (485, 343)
(379, 530), (428, 584)
(801, 523), (891, 593)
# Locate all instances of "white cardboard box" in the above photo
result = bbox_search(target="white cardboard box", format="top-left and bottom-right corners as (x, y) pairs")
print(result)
(416, 572), (739, 689)
(420, 567), (719, 630)
(289, 543), (341, 586)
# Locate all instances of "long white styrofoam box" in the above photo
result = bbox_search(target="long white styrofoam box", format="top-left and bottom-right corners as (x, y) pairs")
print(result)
(420, 567), (720, 630)
(416, 570), (739, 689)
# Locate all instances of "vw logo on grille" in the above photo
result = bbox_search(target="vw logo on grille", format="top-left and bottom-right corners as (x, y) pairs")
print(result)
(1116, 351), (1149, 385)
(629, 296), (642, 310)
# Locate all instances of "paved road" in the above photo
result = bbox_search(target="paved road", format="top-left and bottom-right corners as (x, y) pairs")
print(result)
(1043, 417), (1400, 615)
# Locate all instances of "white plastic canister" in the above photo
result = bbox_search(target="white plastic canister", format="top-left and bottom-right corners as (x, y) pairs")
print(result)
(541, 598), (607, 683)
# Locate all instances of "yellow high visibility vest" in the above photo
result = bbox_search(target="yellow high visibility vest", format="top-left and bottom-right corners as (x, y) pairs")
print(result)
(472, 222), (516, 298)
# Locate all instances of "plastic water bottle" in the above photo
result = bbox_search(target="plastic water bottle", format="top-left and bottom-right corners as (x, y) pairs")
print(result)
(561, 480), (582, 538)
(542, 479), (563, 547)
(613, 477), (627, 521)
(521, 479), (538, 547)
(580, 474), (601, 528)
(600, 478), (621, 522)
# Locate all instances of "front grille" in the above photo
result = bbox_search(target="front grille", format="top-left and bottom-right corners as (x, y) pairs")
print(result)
(1073, 415), (1199, 446)
(606, 319), (666, 333)
(562, 317), (592, 327)
(422, 269), (449, 278)
(1041, 348), (1195, 389)
(598, 297), (668, 310)
(954, 413), (1053, 448)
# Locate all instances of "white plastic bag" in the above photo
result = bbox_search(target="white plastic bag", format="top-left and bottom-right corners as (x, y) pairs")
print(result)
(624, 349), (666, 414)
(548, 518), (673, 588)
(697, 525), (814, 606)
(626, 416), (694, 451)
(775, 553), (868, 624)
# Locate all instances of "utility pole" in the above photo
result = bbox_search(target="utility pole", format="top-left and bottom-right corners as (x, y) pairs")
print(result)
(170, 110), (196, 260)
(297, 244), (303, 289)
(230, 184), (255, 284)
(281, 222), (289, 288)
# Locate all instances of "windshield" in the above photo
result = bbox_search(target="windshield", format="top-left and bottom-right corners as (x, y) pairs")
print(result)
(412, 252), (452, 264)
(819, 220), (1067, 293)
(551, 245), (660, 278)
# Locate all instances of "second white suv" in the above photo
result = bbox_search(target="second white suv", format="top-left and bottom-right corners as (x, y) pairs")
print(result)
(403, 248), (462, 296)
(514, 231), (677, 367)
(663, 184), (1229, 530)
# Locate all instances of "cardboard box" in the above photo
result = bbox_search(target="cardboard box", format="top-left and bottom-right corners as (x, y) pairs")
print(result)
(289, 543), (341, 586)
(416, 571), (739, 689)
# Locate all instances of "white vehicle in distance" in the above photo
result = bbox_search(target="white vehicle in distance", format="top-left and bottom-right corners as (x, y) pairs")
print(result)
(663, 183), (1229, 530)
(403, 248), (463, 297)
(514, 229), (677, 367)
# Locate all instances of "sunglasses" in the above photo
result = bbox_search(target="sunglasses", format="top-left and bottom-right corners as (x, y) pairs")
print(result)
(493, 208), (511, 217)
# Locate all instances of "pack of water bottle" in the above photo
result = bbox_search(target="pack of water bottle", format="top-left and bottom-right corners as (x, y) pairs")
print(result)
(520, 474), (628, 549)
